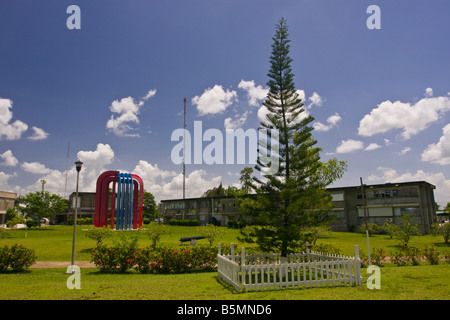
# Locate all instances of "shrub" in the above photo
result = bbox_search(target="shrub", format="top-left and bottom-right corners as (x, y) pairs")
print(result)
(405, 245), (421, 266)
(422, 244), (440, 265)
(25, 220), (40, 228)
(0, 244), (36, 272)
(6, 215), (25, 228)
(358, 248), (386, 267)
(0, 228), (8, 239)
(90, 234), (139, 272)
(227, 220), (247, 229)
(371, 248), (387, 267)
(442, 250), (450, 264)
(91, 241), (236, 274)
(431, 222), (450, 244)
(310, 243), (342, 256)
(390, 248), (409, 266)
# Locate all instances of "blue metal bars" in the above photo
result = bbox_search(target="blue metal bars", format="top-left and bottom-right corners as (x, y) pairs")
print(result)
(116, 173), (134, 230)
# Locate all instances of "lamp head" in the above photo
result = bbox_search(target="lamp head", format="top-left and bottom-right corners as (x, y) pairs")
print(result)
(75, 160), (83, 172)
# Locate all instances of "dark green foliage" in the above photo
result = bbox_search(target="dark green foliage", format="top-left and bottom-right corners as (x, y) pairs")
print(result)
(239, 18), (346, 257)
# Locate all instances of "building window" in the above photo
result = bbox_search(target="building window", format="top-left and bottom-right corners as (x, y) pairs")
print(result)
(331, 193), (344, 201)
(394, 207), (420, 216)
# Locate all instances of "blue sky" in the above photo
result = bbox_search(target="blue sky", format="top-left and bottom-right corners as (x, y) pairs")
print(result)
(1, 0), (450, 206)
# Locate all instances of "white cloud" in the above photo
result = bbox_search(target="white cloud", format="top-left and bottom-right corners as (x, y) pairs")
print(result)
(358, 89), (450, 140)
(0, 98), (28, 140)
(77, 143), (114, 168)
(21, 162), (53, 174)
(28, 126), (49, 140)
(421, 123), (450, 165)
(142, 89), (157, 101)
(132, 160), (221, 202)
(313, 113), (342, 132)
(106, 89), (156, 137)
(308, 92), (324, 107)
(15, 143), (116, 197)
(367, 167), (450, 206)
(192, 85), (237, 116)
(365, 143), (382, 151)
(0, 150), (18, 167)
(238, 80), (268, 107)
(425, 87), (433, 97)
(0, 171), (16, 191)
(76, 143), (116, 191)
(336, 139), (364, 153)
(224, 111), (249, 129)
(400, 147), (411, 155)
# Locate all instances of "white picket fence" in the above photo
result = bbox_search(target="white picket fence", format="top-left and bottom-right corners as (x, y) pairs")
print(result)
(217, 243), (363, 292)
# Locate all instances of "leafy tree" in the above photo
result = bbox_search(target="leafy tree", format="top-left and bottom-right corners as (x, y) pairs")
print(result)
(20, 191), (68, 228)
(197, 224), (226, 246)
(239, 167), (254, 194)
(5, 207), (17, 222)
(382, 220), (397, 239)
(238, 18), (347, 257)
(143, 190), (158, 220)
(394, 214), (421, 247)
(140, 222), (170, 249)
(202, 183), (226, 198)
(431, 222), (450, 244)
(84, 227), (114, 245)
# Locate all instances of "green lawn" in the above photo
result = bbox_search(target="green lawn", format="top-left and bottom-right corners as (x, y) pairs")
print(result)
(0, 264), (449, 300)
(0, 225), (449, 300)
(1, 225), (448, 261)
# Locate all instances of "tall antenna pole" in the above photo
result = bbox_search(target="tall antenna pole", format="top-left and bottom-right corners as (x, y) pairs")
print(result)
(183, 98), (186, 200)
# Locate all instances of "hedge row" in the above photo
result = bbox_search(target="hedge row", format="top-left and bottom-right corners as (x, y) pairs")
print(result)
(168, 219), (200, 226)
(90, 242), (236, 273)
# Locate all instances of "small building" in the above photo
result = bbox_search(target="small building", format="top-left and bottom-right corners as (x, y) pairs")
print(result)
(0, 191), (17, 225)
(56, 192), (96, 224)
(160, 181), (437, 234)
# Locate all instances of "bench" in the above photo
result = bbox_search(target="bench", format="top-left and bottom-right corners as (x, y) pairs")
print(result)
(179, 236), (206, 245)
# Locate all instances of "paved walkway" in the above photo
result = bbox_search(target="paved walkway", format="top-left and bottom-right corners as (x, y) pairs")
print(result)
(30, 261), (95, 268)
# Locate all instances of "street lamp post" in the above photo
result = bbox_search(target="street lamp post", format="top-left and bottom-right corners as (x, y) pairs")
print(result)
(69, 160), (83, 273)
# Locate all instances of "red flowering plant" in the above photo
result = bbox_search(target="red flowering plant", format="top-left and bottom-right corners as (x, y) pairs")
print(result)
(90, 235), (139, 273)
(405, 245), (421, 266)
(370, 248), (387, 267)
(0, 244), (36, 272)
(422, 244), (440, 265)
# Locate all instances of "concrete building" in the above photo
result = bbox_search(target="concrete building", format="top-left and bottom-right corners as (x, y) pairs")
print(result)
(160, 181), (437, 234)
(0, 191), (17, 225)
(56, 192), (97, 224)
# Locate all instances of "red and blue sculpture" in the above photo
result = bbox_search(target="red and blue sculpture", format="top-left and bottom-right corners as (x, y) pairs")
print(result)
(94, 170), (144, 230)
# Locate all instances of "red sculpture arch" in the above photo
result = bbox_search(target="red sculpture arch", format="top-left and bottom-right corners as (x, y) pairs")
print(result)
(94, 170), (144, 230)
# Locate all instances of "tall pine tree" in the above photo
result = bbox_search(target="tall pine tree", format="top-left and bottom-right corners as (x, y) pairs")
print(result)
(240, 18), (346, 256)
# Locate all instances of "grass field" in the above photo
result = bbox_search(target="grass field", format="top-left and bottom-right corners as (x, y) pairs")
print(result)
(0, 225), (449, 300)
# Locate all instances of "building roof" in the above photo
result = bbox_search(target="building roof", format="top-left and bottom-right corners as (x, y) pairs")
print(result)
(0, 191), (17, 199)
(327, 180), (436, 192)
(160, 181), (436, 203)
